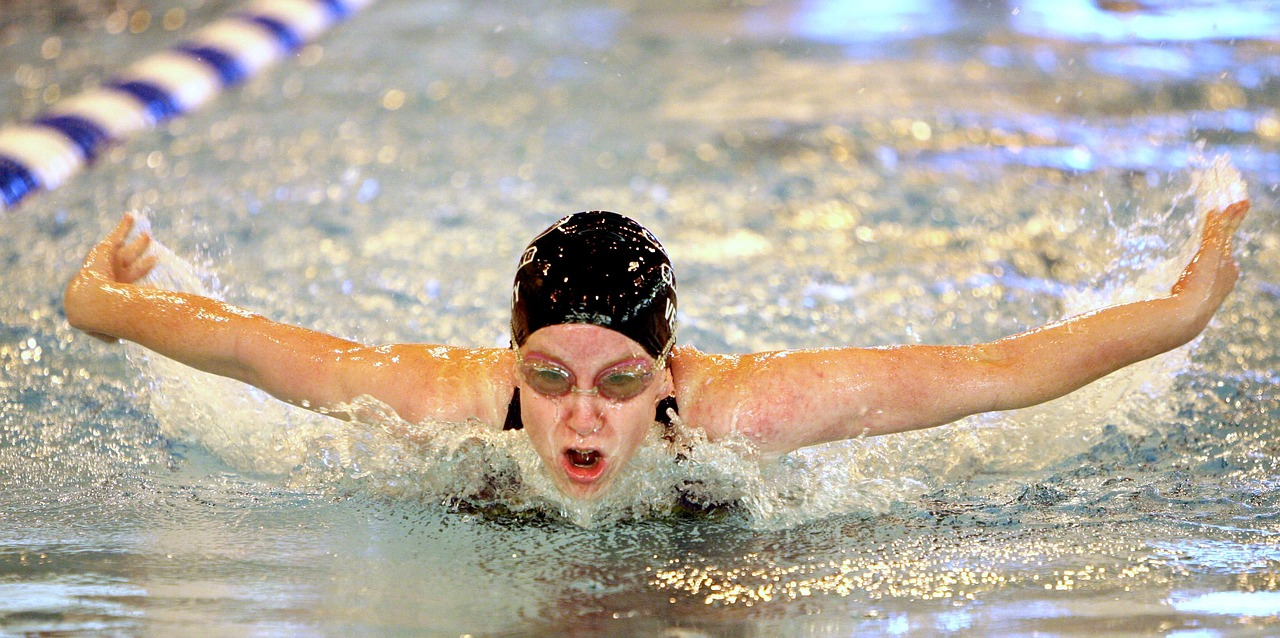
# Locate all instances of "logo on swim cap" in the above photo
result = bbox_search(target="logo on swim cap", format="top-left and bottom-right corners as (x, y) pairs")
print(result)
(511, 211), (677, 358)
(518, 245), (538, 269)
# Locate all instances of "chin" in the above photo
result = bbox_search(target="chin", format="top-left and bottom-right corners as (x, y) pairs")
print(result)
(555, 470), (616, 501)
(557, 482), (609, 501)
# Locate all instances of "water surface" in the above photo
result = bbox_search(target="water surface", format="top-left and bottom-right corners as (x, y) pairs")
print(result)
(3, 0), (1280, 634)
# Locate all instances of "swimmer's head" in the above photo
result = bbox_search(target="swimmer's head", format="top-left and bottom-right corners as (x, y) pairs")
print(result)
(511, 211), (676, 357)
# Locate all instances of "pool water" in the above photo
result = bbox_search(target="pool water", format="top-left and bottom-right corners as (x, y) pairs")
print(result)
(3, 0), (1280, 634)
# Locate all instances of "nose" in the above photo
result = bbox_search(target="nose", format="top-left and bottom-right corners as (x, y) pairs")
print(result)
(560, 393), (605, 437)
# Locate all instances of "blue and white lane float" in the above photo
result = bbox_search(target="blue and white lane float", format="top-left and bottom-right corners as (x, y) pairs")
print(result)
(0, 0), (374, 212)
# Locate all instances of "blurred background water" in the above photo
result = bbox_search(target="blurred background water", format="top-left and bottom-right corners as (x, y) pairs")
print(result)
(2, 0), (1280, 634)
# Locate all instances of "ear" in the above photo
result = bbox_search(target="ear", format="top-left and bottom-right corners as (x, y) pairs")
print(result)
(656, 366), (675, 400)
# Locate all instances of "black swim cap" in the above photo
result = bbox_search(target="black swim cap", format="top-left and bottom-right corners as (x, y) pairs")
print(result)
(511, 211), (676, 358)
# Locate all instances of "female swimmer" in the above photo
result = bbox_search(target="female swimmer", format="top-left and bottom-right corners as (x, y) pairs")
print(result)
(64, 202), (1250, 499)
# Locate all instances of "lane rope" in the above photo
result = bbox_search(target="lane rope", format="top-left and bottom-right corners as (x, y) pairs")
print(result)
(0, 0), (374, 212)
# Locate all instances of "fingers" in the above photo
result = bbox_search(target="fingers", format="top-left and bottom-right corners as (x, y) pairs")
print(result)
(1217, 199), (1250, 238)
(117, 231), (150, 264)
(83, 213), (137, 268)
(105, 213), (136, 248)
(80, 213), (159, 284)
(1178, 198), (1249, 298)
(115, 232), (156, 283)
(1209, 199), (1249, 229)
(117, 252), (157, 284)
(1201, 198), (1251, 251)
(1171, 198), (1250, 299)
(110, 213), (157, 283)
(1222, 199), (1251, 217)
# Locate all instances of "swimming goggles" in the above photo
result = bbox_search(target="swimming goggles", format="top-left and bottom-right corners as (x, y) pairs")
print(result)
(516, 340), (672, 402)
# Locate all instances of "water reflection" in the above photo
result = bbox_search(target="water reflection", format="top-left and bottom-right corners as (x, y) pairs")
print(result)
(1173, 591), (1280, 616)
(1014, 0), (1280, 42)
(767, 0), (959, 43)
(759, 0), (1275, 46)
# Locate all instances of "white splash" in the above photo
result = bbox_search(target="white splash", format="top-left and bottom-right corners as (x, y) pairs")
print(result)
(1192, 154), (1248, 218)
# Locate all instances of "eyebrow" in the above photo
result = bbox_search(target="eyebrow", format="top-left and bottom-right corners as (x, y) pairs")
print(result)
(520, 351), (651, 372)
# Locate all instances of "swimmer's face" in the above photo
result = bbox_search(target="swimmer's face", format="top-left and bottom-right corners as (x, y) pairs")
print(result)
(515, 324), (674, 500)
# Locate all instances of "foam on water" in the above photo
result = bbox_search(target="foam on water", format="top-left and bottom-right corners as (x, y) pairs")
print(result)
(119, 156), (1249, 529)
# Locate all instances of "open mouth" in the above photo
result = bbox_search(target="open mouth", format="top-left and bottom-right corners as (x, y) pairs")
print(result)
(567, 449), (600, 468)
(562, 448), (606, 483)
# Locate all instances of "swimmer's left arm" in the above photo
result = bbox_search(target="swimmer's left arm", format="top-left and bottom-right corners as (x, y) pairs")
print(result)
(683, 200), (1250, 455)
(946, 199), (1251, 414)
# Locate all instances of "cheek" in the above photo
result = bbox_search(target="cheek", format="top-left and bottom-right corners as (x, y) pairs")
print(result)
(520, 397), (553, 427)
(611, 405), (657, 449)
(519, 401), (561, 452)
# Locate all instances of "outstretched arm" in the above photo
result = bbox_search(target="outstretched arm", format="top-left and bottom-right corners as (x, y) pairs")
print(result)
(64, 215), (509, 426)
(678, 200), (1251, 455)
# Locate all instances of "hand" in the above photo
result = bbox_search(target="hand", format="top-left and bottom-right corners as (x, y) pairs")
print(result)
(1171, 199), (1250, 322)
(81, 213), (158, 285)
(66, 214), (158, 343)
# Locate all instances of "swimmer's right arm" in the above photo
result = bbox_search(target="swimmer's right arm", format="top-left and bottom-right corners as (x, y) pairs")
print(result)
(64, 215), (507, 427)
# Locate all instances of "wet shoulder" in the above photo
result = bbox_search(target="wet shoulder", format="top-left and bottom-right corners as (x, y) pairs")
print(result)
(669, 346), (835, 452)
(375, 343), (515, 425)
(668, 346), (755, 441)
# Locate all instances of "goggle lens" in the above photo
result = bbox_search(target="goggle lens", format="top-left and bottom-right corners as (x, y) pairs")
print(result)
(518, 360), (656, 401)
